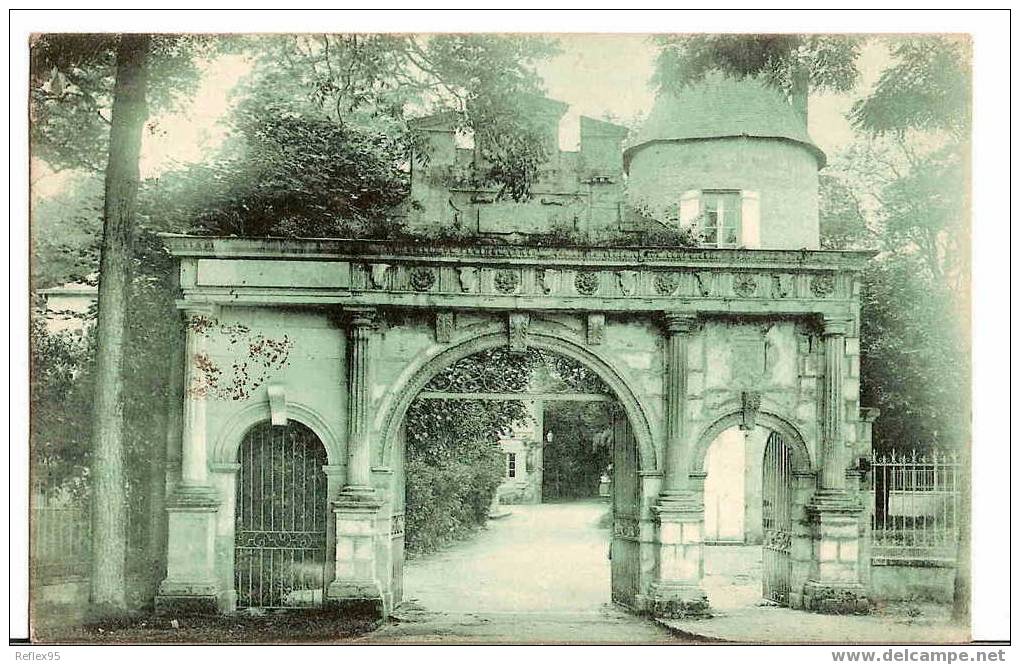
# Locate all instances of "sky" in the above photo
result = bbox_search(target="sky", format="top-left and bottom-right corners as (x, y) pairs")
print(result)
(33, 34), (892, 198)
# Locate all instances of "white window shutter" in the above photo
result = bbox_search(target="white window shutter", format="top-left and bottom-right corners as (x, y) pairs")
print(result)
(679, 189), (701, 226)
(740, 190), (761, 248)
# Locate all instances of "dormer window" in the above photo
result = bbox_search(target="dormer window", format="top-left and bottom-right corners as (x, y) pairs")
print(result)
(679, 189), (761, 249)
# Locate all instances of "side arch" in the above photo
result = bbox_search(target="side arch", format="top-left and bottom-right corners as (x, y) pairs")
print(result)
(210, 399), (343, 466)
(374, 325), (658, 472)
(689, 410), (813, 476)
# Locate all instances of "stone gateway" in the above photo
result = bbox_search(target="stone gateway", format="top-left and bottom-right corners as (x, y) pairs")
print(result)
(155, 77), (876, 618)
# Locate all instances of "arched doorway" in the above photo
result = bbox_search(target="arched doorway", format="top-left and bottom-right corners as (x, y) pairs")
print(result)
(387, 344), (644, 613)
(698, 417), (809, 610)
(234, 420), (329, 609)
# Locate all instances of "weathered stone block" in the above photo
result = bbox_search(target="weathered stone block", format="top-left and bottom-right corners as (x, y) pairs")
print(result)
(839, 540), (859, 562)
(819, 540), (839, 561)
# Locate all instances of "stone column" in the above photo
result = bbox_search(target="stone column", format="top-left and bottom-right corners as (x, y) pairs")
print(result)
(803, 314), (869, 614)
(327, 307), (387, 616)
(819, 316), (851, 492)
(344, 307), (376, 494)
(660, 312), (699, 494)
(157, 303), (222, 615)
(650, 312), (709, 618)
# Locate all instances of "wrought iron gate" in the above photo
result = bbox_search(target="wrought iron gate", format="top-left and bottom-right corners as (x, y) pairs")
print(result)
(235, 421), (328, 609)
(761, 431), (793, 605)
(610, 407), (641, 608)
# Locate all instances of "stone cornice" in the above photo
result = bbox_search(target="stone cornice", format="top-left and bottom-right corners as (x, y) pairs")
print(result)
(165, 235), (871, 316)
(160, 234), (874, 271)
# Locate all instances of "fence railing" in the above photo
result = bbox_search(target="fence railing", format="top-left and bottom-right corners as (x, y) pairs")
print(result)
(870, 449), (961, 561)
(29, 498), (149, 582)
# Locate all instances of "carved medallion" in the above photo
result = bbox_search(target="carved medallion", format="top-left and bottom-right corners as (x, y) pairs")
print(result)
(457, 267), (477, 293)
(811, 274), (836, 298)
(494, 269), (520, 294)
(654, 272), (679, 296)
(409, 267), (436, 292)
(575, 271), (600, 296)
(616, 270), (638, 296)
(733, 274), (758, 298)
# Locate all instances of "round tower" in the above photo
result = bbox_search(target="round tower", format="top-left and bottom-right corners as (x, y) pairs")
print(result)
(625, 75), (826, 250)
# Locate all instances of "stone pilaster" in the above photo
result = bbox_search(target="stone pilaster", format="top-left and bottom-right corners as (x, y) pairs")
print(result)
(803, 315), (869, 614)
(327, 307), (387, 616)
(660, 312), (699, 496)
(651, 312), (708, 617)
(157, 303), (222, 615)
(342, 307), (377, 495)
(819, 316), (852, 493)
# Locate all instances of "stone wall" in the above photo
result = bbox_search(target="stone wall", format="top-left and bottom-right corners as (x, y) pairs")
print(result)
(870, 560), (956, 603)
(627, 138), (821, 250)
(406, 113), (627, 241)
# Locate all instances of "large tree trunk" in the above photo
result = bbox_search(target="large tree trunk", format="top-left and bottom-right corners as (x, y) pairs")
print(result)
(89, 33), (150, 612)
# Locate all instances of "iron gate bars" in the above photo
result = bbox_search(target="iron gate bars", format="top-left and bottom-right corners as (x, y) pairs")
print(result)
(762, 430), (793, 606)
(235, 421), (328, 610)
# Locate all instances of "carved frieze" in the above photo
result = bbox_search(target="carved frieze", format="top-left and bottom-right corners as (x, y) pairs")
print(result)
(537, 268), (560, 295)
(369, 263), (390, 289)
(409, 267), (437, 292)
(733, 274), (758, 298)
(811, 274), (836, 298)
(575, 271), (600, 296)
(654, 272), (680, 296)
(494, 268), (521, 294)
(694, 271), (714, 297)
(457, 267), (478, 293)
(616, 270), (638, 296)
(771, 273), (792, 299)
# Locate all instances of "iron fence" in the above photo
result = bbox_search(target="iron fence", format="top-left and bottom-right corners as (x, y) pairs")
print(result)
(870, 449), (961, 561)
(29, 498), (149, 582)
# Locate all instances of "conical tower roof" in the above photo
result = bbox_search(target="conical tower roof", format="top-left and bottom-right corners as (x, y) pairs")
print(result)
(624, 74), (826, 170)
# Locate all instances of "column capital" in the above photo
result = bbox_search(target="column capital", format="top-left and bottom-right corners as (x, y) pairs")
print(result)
(342, 306), (378, 329)
(662, 311), (700, 335)
(176, 300), (220, 321)
(821, 315), (853, 337)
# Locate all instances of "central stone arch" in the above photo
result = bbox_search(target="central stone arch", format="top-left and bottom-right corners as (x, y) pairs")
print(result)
(375, 325), (658, 473)
(689, 409), (814, 476)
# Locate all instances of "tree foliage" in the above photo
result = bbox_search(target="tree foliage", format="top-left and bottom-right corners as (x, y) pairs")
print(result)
(850, 36), (971, 140)
(653, 34), (861, 105)
(542, 402), (614, 501)
(147, 106), (410, 238)
(30, 34), (214, 172)
(238, 34), (559, 201)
